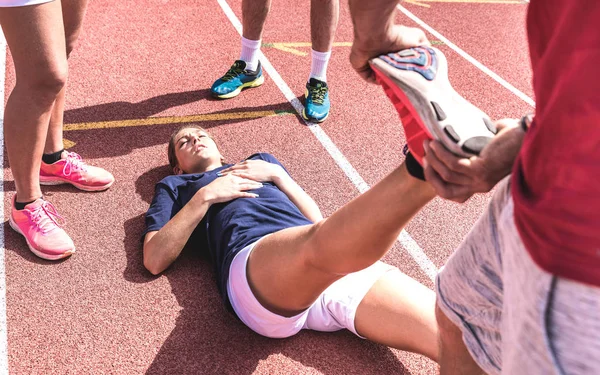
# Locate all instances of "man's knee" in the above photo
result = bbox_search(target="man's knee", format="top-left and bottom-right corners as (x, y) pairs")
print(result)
(436, 302), (486, 374)
(436, 301), (462, 346)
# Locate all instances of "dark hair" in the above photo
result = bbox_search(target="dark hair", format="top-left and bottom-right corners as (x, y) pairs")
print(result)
(167, 124), (220, 173)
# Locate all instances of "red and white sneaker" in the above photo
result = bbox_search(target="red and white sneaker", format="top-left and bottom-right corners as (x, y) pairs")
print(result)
(9, 197), (75, 260)
(370, 47), (496, 164)
(40, 151), (115, 191)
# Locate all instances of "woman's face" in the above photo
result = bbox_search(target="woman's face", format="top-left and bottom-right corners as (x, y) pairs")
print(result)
(173, 127), (223, 174)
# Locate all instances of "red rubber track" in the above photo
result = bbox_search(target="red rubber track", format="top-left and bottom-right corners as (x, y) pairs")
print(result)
(2, 1), (531, 373)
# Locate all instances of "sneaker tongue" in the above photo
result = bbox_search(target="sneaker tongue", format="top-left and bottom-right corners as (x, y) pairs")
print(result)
(24, 198), (45, 210)
(309, 78), (327, 88)
(234, 60), (247, 70)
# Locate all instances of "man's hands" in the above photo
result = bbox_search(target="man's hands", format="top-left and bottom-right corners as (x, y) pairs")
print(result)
(200, 173), (263, 205)
(350, 25), (430, 83)
(423, 118), (525, 203)
(219, 159), (285, 184)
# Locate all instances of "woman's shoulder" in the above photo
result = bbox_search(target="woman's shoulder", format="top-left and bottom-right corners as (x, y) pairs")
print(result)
(246, 152), (280, 164)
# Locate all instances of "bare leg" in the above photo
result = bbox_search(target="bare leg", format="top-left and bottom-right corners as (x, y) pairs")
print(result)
(242, 0), (271, 41)
(355, 269), (438, 362)
(0, 2), (68, 202)
(436, 303), (485, 374)
(44, 0), (89, 155)
(247, 163), (436, 316)
(310, 0), (339, 52)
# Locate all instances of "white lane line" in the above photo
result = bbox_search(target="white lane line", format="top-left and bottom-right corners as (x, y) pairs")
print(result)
(217, 0), (439, 281)
(397, 4), (536, 108)
(0, 31), (10, 375)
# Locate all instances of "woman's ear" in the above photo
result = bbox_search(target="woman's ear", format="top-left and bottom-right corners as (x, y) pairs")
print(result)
(173, 166), (182, 175)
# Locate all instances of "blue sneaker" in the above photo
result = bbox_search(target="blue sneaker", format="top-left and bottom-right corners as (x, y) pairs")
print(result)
(211, 60), (264, 99)
(303, 78), (330, 123)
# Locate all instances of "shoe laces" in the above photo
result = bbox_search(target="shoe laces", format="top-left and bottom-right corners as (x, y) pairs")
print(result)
(307, 84), (328, 105)
(222, 62), (245, 82)
(62, 152), (88, 176)
(29, 200), (66, 235)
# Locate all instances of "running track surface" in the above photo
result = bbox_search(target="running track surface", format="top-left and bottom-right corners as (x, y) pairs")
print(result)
(2, 1), (532, 374)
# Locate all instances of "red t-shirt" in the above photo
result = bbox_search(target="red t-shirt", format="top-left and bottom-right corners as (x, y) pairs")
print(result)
(512, 0), (600, 286)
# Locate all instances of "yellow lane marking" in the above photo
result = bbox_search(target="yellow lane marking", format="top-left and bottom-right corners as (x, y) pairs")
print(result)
(63, 109), (295, 132)
(263, 41), (444, 56)
(405, 0), (522, 7)
(263, 42), (352, 57)
(63, 139), (76, 149)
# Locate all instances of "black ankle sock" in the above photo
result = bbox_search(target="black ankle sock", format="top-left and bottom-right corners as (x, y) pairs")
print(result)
(42, 149), (64, 164)
(403, 145), (425, 181)
(15, 198), (40, 210)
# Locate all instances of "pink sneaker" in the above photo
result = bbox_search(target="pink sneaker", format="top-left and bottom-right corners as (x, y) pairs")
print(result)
(9, 198), (75, 260)
(40, 151), (115, 191)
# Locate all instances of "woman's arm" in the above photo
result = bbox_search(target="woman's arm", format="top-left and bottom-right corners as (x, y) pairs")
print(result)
(143, 175), (263, 275)
(143, 190), (212, 275)
(219, 159), (324, 222)
(271, 171), (323, 223)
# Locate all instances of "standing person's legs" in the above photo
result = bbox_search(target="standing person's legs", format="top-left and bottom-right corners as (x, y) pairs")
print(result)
(39, 0), (114, 191)
(239, 0), (270, 71)
(241, 0), (270, 42)
(43, 0), (88, 156)
(435, 176), (600, 375)
(0, 1), (67, 204)
(309, 0), (338, 74)
(434, 177), (511, 375)
(210, 0), (268, 98)
(1, 1), (76, 259)
(303, 0), (338, 122)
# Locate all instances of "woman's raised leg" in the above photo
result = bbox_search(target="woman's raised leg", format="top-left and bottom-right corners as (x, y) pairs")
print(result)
(247, 163), (436, 315)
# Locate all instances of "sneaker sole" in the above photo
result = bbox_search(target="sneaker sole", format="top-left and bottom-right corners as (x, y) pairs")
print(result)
(40, 177), (115, 192)
(8, 216), (75, 261)
(370, 47), (495, 164)
(213, 75), (265, 99)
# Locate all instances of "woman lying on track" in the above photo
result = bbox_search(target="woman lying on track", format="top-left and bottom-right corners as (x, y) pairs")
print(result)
(143, 125), (438, 360)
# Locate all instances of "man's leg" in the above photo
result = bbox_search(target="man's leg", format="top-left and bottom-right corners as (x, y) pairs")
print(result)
(247, 163), (436, 316)
(434, 178), (515, 375)
(310, 0), (338, 56)
(239, 0), (270, 71)
(210, 0), (268, 98)
(437, 304), (484, 374)
(303, 0), (339, 122)
(43, 0), (88, 156)
(242, 0), (270, 42)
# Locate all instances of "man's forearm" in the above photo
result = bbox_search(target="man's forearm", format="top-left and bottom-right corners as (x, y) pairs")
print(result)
(349, 0), (399, 45)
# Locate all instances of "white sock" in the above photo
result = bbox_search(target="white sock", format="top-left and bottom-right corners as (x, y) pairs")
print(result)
(309, 49), (331, 82)
(240, 37), (261, 71)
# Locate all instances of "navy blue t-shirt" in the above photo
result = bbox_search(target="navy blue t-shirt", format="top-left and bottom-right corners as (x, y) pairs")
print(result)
(144, 153), (313, 307)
